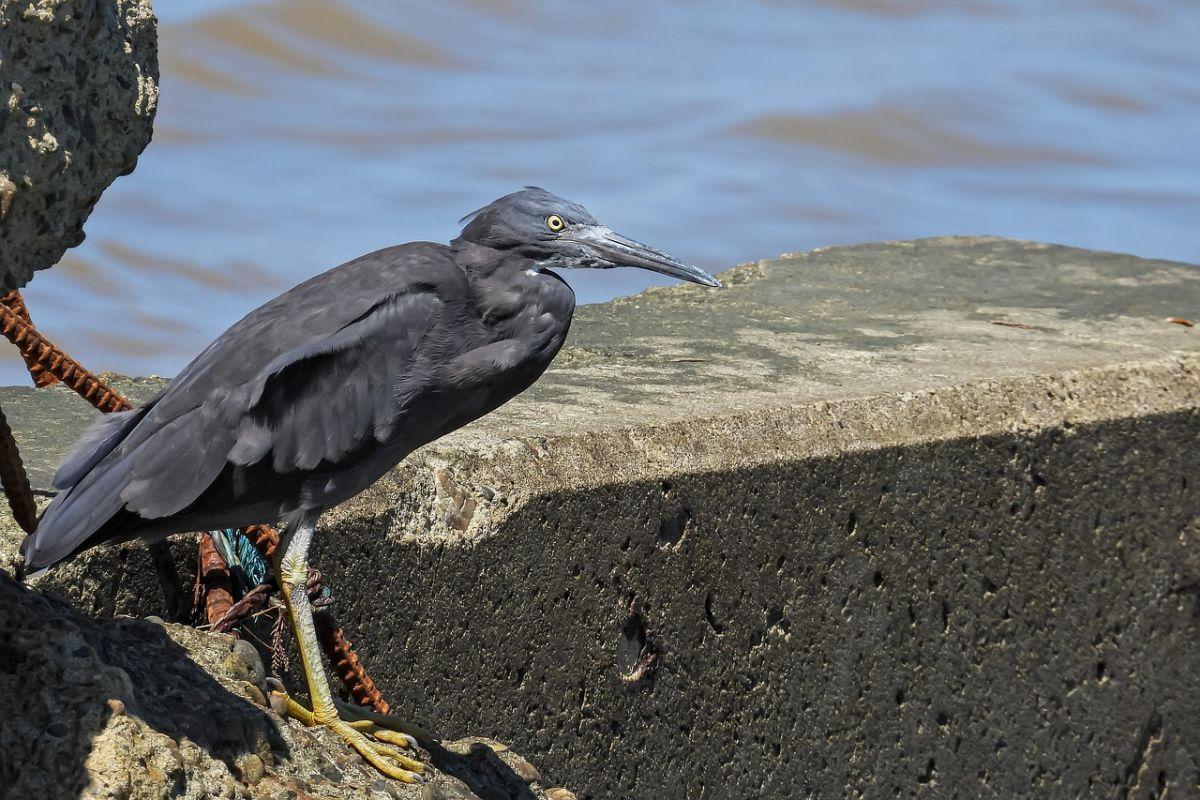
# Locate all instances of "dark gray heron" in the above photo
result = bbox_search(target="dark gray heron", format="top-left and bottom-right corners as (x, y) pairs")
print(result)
(20, 187), (720, 783)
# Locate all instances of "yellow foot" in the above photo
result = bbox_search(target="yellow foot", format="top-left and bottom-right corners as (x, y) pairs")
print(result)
(273, 692), (427, 783)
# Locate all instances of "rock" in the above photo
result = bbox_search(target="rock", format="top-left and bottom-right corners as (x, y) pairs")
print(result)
(0, 573), (562, 799)
(237, 754), (265, 787)
(0, 0), (158, 289)
(230, 637), (267, 686)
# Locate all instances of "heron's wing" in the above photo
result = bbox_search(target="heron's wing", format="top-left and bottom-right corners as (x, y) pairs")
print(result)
(153, 243), (449, 421)
(52, 406), (151, 489)
(231, 291), (442, 472)
(119, 290), (443, 517)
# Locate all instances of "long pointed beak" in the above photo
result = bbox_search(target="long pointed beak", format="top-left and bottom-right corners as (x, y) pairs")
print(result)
(570, 227), (722, 288)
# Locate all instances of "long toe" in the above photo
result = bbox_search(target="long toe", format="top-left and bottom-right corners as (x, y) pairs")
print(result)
(334, 696), (433, 745)
(337, 723), (426, 784)
(273, 690), (428, 783)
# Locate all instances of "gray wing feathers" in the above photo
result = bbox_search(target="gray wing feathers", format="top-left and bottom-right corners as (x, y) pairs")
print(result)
(231, 292), (440, 472)
(52, 407), (148, 490)
(121, 404), (236, 518)
(22, 452), (137, 569)
(120, 290), (440, 514)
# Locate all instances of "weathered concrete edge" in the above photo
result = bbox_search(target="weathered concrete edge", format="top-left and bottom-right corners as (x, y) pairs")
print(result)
(343, 353), (1200, 547)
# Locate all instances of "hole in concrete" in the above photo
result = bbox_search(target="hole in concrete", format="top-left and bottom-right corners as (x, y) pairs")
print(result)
(616, 611), (647, 674)
(982, 576), (998, 595)
(704, 592), (725, 634)
(941, 600), (950, 632)
(656, 508), (691, 549)
(846, 512), (858, 536)
(873, 570), (884, 588)
(766, 606), (785, 630)
(936, 711), (949, 728)
(1096, 661), (1107, 680)
(895, 688), (906, 706)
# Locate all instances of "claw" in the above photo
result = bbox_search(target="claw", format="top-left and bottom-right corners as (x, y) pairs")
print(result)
(342, 720), (417, 748)
(273, 690), (426, 783)
(334, 696), (434, 745)
(373, 728), (420, 750)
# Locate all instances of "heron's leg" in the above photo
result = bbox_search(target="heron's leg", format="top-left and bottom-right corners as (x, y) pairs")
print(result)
(271, 518), (425, 783)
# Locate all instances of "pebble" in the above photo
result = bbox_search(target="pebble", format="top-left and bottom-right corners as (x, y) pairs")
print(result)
(231, 638), (267, 685)
(508, 756), (541, 783)
(238, 754), (266, 787)
(239, 680), (268, 707)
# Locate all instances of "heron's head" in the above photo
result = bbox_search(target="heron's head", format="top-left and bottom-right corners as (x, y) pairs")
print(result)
(454, 187), (721, 288)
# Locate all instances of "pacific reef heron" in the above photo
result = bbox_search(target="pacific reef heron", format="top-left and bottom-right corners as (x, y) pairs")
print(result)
(20, 187), (721, 782)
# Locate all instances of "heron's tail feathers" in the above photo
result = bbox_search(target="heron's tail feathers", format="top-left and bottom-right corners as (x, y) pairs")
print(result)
(52, 408), (144, 489)
(20, 409), (147, 571)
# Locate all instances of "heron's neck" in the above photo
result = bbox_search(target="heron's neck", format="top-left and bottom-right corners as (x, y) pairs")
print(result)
(451, 239), (526, 277)
(450, 238), (574, 338)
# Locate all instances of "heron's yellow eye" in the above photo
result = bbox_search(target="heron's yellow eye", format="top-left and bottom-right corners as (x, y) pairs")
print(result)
(546, 214), (566, 232)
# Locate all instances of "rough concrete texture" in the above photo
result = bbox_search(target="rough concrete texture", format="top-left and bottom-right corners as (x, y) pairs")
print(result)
(2, 238), (1200, 797)
(0, 0), (158, 289)
(0, 569), (565, 799)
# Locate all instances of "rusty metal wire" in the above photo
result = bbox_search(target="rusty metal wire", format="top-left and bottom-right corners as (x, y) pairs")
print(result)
(197, 534), (235, 626)
(0, 296), (130, 413)
(0, 407), (38, 534)
(1, 291), (58, 388)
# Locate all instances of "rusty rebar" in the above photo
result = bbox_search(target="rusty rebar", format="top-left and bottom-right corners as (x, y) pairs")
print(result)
(0, 299), (130, 413)
(211, 582), (275, 634)
(1, 291), (58, 387)
(197, 535), (235, 626)
(316, 613), (391, 714)
(0, 406), (38, 534)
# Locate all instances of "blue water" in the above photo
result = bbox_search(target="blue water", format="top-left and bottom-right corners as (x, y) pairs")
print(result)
(7, 0), (1199, 383)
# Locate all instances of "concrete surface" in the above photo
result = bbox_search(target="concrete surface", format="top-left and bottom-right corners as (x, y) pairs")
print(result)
(0, 0), (158, 289)
(3, 238), (1200, 797)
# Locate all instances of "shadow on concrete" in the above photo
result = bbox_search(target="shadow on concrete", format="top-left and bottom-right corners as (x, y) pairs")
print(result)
(317, 410), (1200, 798)
(427, 739), (541, 800)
